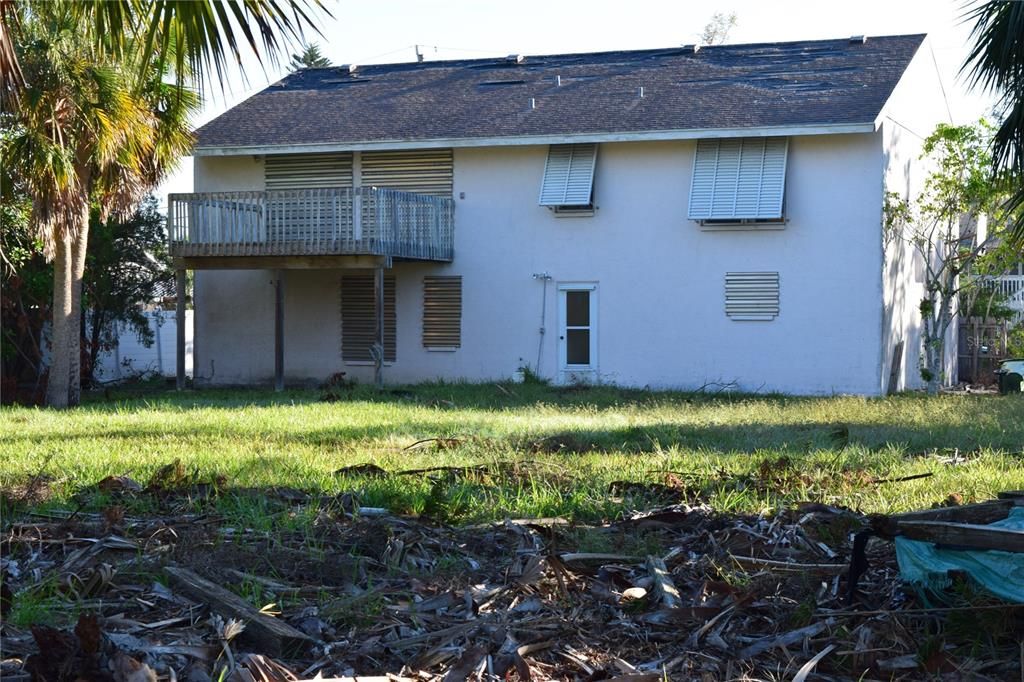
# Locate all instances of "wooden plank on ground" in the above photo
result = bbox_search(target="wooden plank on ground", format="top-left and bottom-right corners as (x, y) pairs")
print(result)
(896, 521), (1024, 553)
(165, 566), (314, 657)
(885, 499), (1015, 526)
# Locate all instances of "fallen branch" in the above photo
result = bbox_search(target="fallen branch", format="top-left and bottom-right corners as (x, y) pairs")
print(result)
(737, 618), (835, 659)
(645, 555), (681, 609)
(165, 566), (315, 658)
(729, 556), (847, 573)
(870, 472), (934, 485)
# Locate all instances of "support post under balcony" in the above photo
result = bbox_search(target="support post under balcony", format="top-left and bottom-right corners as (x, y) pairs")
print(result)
(274, 270), (285, 392)
(374, 265), (384, 388)
(175, 268), (187, 391)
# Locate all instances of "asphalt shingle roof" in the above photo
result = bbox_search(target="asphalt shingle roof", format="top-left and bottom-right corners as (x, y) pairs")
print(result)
(195, 34), (926, 150)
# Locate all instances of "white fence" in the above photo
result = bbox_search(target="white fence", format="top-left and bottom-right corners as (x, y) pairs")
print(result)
(94, 310), (193, 381)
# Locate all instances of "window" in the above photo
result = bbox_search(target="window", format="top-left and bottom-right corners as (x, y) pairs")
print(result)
(725, 272), (780, 321)
(688, 138), (788, 224)
(539, 144), (598, 212)
(422, 276), (462, 348)
(341, 272), (396, 361)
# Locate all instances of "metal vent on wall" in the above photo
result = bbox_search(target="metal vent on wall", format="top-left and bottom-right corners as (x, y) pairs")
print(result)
(422, 276), (462, 348)
(361, 149), (454, 197)
(340, 273), (396, 362)
(725, 272), (780, 321)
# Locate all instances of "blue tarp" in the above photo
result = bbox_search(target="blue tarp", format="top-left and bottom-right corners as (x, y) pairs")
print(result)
(895, 507), (1024, 603)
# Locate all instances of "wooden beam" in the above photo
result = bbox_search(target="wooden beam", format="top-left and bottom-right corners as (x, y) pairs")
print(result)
(885, 499), (1018, 526)
(274, 270), (284, 393)
(175, 255), (389, 270)
(175, 269), (186, 391)
(165, 566), (314, 657)
(897, 520), (1024, 553)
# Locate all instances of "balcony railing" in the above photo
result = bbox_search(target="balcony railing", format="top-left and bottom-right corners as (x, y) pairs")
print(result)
(993, 274), (1024, 323)
(168, 187), (454, 261)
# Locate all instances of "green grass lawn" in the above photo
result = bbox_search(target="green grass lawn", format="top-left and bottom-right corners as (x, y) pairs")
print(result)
(2, 382), (1023, 525)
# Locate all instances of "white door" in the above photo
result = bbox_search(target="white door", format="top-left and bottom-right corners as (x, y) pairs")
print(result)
(558, 284), (598, 382)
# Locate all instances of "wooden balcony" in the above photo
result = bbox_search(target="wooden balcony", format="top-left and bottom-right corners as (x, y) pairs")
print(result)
(168, 187), (454, 265)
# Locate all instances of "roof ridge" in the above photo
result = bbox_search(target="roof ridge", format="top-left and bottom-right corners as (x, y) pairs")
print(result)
(297, 33), (927, 72)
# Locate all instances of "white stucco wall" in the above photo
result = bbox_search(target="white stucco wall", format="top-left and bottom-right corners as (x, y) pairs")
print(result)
(879, 37), (955, 391)
(193, 131), (891, 394)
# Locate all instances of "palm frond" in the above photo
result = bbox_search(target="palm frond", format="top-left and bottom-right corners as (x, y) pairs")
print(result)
(962, 0), (1024, 246)
(0, 0), (22, 108)
(139, 0), (329, 93)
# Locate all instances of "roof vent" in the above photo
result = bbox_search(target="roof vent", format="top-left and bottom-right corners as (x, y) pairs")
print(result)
(506, 54), (525, 64)
(338, 63), (358, 74)
(681, 44), (700, 53)
(849, 35), (867, 44)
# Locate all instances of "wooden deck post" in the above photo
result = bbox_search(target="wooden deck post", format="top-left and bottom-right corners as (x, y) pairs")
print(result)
(374, 265), (384, 388)
(274, 270), (285, 392)
(175, 268), (186, 390)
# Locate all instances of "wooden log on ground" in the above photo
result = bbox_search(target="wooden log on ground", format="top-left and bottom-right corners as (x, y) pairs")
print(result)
(165, 566), (314, 657)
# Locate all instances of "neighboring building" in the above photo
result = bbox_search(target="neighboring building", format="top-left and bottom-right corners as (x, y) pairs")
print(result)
(170, 33), (949, 394)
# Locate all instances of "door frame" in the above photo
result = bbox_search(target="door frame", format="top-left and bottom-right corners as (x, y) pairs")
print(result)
(557, 282), (598, 383)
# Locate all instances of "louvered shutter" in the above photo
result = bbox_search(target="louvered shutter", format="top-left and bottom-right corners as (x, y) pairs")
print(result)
(688, 138), (788, 221)
(725, 272), (780, 321)
(539, 144), (598, 206)
(361, 149), (453, 197)
(340, 273), (396, 361)
(422, 276), (462, 348)
(265, 153), (353, 190)
(264, 154), (353, 244)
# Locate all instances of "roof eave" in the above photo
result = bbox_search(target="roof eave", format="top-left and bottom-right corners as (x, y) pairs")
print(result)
(192, 122), (879, 157)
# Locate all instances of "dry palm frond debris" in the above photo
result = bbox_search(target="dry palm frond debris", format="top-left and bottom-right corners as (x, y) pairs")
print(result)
(2, 468), (1024, 681)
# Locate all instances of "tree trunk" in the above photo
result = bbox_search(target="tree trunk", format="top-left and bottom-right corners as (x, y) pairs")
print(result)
(67, 210), (90, 407)
(45, 232), (73, 408)
(926, 336), (942, 395)
(87, 307), (103, 389)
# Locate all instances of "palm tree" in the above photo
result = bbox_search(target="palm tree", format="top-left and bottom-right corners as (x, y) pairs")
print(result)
(288, 42), (332, 71)
(963, 1), (1024, 244)
(4, 3), (198, 406)
(2, 0), (324, 406)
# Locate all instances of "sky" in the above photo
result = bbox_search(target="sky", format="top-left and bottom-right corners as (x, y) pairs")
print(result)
(160, 0), (995, 204)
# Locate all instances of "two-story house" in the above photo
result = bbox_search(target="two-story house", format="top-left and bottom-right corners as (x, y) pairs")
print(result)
(170, 33), (949, 395)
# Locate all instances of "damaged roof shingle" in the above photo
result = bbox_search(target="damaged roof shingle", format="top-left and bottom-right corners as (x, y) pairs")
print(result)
(195, 34), (926, 150)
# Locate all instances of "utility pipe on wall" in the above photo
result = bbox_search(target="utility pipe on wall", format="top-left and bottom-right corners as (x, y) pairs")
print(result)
(532, 272), (552, 374)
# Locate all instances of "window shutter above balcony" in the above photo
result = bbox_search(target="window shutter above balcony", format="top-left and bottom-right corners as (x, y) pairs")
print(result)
(422, 276), (462, 348)
(341, 273), (396, 362)
(539, 144), (598, 206)
(725, 272), (780, 321)
(688, 138), (788, 221)
(264, 153), (353, 190)
(361, 149), (454, 197)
